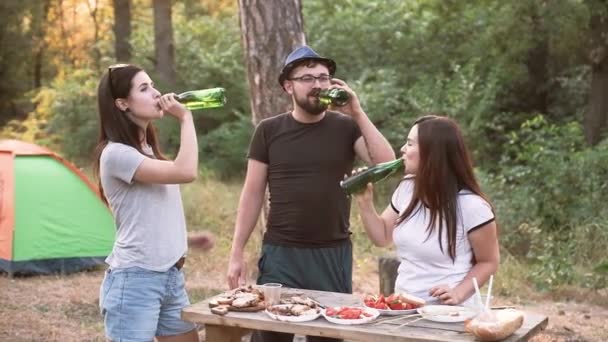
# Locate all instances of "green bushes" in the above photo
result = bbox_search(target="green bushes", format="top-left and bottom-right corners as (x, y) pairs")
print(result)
(484, 116), (608, 290)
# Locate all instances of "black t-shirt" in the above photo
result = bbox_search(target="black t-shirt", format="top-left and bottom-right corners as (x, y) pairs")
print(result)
(248, 111), (362, 247)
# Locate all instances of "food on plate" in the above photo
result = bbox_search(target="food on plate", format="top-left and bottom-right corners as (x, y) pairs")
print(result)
(267, 303), (319, 317)
(280, 295), (320, 308)
(231, 294), (260, 308)
(325, 306), (374, 320)
(417, 305), (477, 323)
(363, 293), (425, 310)
(464, 309), (524, 341)
(216, 296), (235, 305)
(209, 284), (266, 315)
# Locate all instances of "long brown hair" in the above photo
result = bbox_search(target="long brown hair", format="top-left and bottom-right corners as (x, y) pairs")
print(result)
(396, 115), (492, 262)
(92, 64), (166, 203)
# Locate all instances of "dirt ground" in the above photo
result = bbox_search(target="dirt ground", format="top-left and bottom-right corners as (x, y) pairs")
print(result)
(1, 257), (607, 342)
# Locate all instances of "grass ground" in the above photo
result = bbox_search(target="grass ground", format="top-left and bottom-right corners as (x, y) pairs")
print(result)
(1, 178), (606, 341)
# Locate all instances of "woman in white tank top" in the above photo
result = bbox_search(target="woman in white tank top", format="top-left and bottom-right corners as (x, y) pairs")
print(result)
(354, 114), (499, 306)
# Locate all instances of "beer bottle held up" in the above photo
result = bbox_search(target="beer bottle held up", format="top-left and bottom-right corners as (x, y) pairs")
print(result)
(341, 158), (404, 194)
(176, 87), (226, 110)
(318, 88), (349, 107)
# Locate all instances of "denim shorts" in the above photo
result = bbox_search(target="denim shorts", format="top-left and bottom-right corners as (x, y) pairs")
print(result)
(99, 266), (197, 342)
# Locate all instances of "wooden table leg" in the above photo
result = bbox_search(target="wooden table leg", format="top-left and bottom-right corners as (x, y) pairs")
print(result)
(205, 324), (247, 342)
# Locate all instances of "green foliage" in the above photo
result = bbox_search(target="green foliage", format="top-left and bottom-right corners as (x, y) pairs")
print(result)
(45, 69), (99, 162)
(0, 1), (41, 125)
(199, 115), (253, 179)
(128, 4), (251, 176)
(485, 116), (608, 289)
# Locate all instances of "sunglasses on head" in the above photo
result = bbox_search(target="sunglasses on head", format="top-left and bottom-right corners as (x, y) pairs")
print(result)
(107, 63), (129, 99)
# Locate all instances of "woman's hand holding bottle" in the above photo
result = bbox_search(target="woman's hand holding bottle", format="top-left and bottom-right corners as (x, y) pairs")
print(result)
(159, 93), (191, 121)
(345, 167), (375, 207)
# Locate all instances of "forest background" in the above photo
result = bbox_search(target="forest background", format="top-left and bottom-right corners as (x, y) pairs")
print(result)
(1, 0), (608, 341)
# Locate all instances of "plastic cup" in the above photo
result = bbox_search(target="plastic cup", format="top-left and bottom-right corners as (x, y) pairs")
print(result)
(261, 283), (282, 307)
(471, 294), (494, 313)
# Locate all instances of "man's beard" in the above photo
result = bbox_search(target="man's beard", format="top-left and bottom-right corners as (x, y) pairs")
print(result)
(294, 91), (327, 116)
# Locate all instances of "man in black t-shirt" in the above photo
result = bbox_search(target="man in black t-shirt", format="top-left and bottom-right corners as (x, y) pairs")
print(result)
(227, 46), (395, 342)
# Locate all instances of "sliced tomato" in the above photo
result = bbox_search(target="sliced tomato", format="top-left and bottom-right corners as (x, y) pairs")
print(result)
(389, 302), (405, 310)
(375, 302), (389, 310)
(326, 307), (338, 316)
(338, 307), (362, 319)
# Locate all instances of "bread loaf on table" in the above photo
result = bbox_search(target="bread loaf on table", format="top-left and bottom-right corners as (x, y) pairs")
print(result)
(464, 309), (524, 341)
(396, 292), (426, 306)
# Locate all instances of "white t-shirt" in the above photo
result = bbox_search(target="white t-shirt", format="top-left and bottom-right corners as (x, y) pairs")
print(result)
(100, 142), (187, 272)
(391, 177), (494, 304)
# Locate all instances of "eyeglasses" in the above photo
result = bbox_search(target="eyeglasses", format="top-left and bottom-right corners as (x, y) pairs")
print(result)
(288, 74), (332, 84)
(107, 63), (129, 99)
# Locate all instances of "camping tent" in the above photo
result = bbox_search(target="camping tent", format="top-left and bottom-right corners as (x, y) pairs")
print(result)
(0, 140), (115, 275)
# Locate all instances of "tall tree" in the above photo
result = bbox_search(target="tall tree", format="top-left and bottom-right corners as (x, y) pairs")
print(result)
(153, 0), (176, 86)
(238, 0), (306, 230)
(32, 1), (51, 89)
(238, 0), (305, 124)
(85, 0), (102, 71)
(113, 0), (132, 62)
(0, 1), (37, 124)
(584, 3), (608, 145)
(516, 2), (550, 115)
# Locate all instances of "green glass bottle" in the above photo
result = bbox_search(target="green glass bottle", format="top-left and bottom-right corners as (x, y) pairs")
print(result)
(176, 87), (226, 110)
(340, 158), (405, 194)
(318, 88), (349, 106)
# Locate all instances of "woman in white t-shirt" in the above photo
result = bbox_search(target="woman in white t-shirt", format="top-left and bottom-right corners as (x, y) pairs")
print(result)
(354, 115), (499, 306)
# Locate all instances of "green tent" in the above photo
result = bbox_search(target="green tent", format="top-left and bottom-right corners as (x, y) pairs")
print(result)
(0, 140), (115, 275)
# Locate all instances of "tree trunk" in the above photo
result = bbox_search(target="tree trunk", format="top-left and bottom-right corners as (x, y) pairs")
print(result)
(113, 0), (132, 62)
(238, 0), (306, 124)
(86, 0), (101, 71)
(584, 13), (608, 145)
(502, 2), (549, 115)
(238, 0), (306, 240)
(33, 0), (51, 88)
(153, 0), (176, 86)
(524, 7), (549, 114)
(378, 255), (400, 296)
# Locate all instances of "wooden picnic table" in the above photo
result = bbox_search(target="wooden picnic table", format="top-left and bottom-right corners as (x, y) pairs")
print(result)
(182, 288), (548, 342)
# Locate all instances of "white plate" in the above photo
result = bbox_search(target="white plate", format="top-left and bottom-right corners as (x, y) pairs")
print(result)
(417, 305), (477, 323)
(363, 304), (418, 316)
(322, 307), (380, 325)
(265, 304), (321, 322)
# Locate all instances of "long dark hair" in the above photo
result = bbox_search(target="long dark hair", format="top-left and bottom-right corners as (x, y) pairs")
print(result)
(92, 64), (165, 203)
(396, 115), (492, 262)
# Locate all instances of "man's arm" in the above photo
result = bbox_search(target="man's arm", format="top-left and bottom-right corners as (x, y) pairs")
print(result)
(330, 78), (394, 165)
(227, 159), (268, 289)
(352, 116), (395, 165)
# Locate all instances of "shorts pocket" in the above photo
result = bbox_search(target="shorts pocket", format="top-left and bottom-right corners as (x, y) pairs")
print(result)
(99, 269), (114, 315)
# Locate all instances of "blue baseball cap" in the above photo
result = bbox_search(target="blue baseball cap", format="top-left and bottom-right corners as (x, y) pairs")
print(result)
(278, 46), (337, 89)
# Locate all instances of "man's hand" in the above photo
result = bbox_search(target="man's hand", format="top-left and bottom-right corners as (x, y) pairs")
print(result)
(227, 253), (247, 289)
(328, 78), (364, 118)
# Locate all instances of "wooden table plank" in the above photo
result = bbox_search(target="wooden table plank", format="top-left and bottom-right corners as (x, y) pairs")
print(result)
(182, 288), (548, 342)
